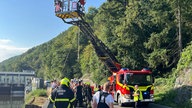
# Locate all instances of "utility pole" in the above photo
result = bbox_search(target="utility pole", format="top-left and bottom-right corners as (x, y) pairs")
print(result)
(178, 0), (182, 55)
(77, 29), (80, 61)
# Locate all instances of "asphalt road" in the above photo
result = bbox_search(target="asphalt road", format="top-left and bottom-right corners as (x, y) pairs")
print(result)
(43, 100), (172, 108)
(114, 102), (172, 108)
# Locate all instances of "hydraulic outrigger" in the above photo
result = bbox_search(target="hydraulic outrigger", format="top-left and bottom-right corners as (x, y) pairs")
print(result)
(54, 0), (121, 72)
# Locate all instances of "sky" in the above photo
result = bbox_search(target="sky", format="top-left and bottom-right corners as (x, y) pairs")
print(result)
(0, 0), (105, 62)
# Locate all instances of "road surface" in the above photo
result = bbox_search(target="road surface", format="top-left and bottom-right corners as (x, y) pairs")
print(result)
(43, 100), (172, 108)
(114, 102), (172, 108)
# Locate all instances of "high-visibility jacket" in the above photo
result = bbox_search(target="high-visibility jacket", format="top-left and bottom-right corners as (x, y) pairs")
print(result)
(49, 85), (76, 108)
(133, 89), (143, 102)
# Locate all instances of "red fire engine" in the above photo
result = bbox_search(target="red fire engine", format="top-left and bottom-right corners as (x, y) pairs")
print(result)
(54, 0), (154, 106)
(108, 68), (154, 106)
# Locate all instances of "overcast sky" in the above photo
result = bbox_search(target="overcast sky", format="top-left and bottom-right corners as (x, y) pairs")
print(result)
(0, 0), (105, 62)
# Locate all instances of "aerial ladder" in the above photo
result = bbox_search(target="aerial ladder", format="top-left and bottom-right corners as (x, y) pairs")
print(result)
(54, 1), (155, 106)
(54, 0), (121, 72)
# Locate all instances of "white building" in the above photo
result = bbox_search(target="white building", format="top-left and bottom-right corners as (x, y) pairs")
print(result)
(0, 71), (35, 85)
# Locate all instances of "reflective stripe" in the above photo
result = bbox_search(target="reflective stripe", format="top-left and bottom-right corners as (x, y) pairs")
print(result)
(70, 97), (76, 102)
(54, 98), (72, 108)
(139, 90), (143, 100)
(67, 103), (71, 108)
(55, 98), (69, 101)
(49, 96), (55, 103)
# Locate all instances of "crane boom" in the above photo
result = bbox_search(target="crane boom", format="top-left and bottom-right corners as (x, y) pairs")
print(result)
(54, 0), (121, 72)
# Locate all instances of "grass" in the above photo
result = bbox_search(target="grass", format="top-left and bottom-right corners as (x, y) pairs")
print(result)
(24, 89), (47, 107)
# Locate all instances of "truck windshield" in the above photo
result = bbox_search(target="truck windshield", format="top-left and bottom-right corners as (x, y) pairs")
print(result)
(125, 73), (153, 85)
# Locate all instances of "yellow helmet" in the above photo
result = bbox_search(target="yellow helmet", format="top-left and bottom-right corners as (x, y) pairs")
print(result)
(60, 77), (70, 87)
(85, 82), (90, 85)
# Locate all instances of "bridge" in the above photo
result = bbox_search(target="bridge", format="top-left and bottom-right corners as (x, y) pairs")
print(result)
(0, 71), (36, 108)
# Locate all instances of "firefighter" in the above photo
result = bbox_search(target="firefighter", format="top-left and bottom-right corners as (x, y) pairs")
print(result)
(132, 85), (143, 108)
(75, 81), (84, 107)
(84, 82), (92, 108)
(49, 77), (76, 108)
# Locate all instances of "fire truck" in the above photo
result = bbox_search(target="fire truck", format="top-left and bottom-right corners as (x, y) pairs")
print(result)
(53, 0), (154, 106)
(108, 68), (154, 106)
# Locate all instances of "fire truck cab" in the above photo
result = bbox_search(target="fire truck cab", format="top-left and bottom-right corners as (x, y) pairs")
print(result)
(109, 68), (155, 106)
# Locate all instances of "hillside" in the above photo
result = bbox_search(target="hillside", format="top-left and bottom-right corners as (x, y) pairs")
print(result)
(0, 26), (83, 80)
(173, 43), (192, 107)
(154, 42), (192, 107)
(0, 0), (192, 85)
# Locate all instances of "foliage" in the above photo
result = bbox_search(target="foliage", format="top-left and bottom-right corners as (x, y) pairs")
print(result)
(154, 42), (192, 107)
(176, 42), (192, 71)
(155, 73), (192, 108)
(0, 0), (192, 84)
(30, 89), (47, 97)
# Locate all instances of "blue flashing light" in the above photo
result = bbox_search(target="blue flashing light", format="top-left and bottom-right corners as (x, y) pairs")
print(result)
(142, 68), (150, 71)
(144, 92), (148, 95)
(122, 68), (129, 71)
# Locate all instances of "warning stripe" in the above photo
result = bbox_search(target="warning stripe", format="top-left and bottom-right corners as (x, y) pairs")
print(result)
(56, 12), (79, 19)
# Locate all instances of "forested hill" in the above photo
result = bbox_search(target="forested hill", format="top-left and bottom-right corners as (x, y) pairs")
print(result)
(0, 0), (192, 84)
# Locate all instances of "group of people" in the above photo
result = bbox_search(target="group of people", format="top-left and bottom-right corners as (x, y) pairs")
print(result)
(72, 80), (93, 107)
(48, 78), (94, 108)
(48, 77), (143, 108)
(54, 0), (85, 13)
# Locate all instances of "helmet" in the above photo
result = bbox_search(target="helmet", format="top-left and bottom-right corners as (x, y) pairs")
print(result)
(86, 82), (90, 85)
(60, 77), (70, 87)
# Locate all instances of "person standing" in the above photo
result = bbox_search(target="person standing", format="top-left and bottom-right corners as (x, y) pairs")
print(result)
(132, 85), (143, 108)
(92, 82), (114, 108)
(51, 80), (57, 90)
(54, 0), (61, 12)
(48, 80), (57, 96)
(49, 77), (76, 108)
(75, 81), (84, 107)
(97, 85), (102, 92)
(82, 82), (92, 108)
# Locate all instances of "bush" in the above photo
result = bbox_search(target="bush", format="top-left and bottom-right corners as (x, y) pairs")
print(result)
(176, 42), (192, 72)
(30, 89), (47, 97)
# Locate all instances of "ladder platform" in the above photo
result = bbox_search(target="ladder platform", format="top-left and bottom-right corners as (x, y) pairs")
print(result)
(54, 0), (85, 19)
(55, 11), (81, 19)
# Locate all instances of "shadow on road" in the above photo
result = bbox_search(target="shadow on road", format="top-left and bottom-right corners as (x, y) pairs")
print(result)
(114, 102), (172, 108)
